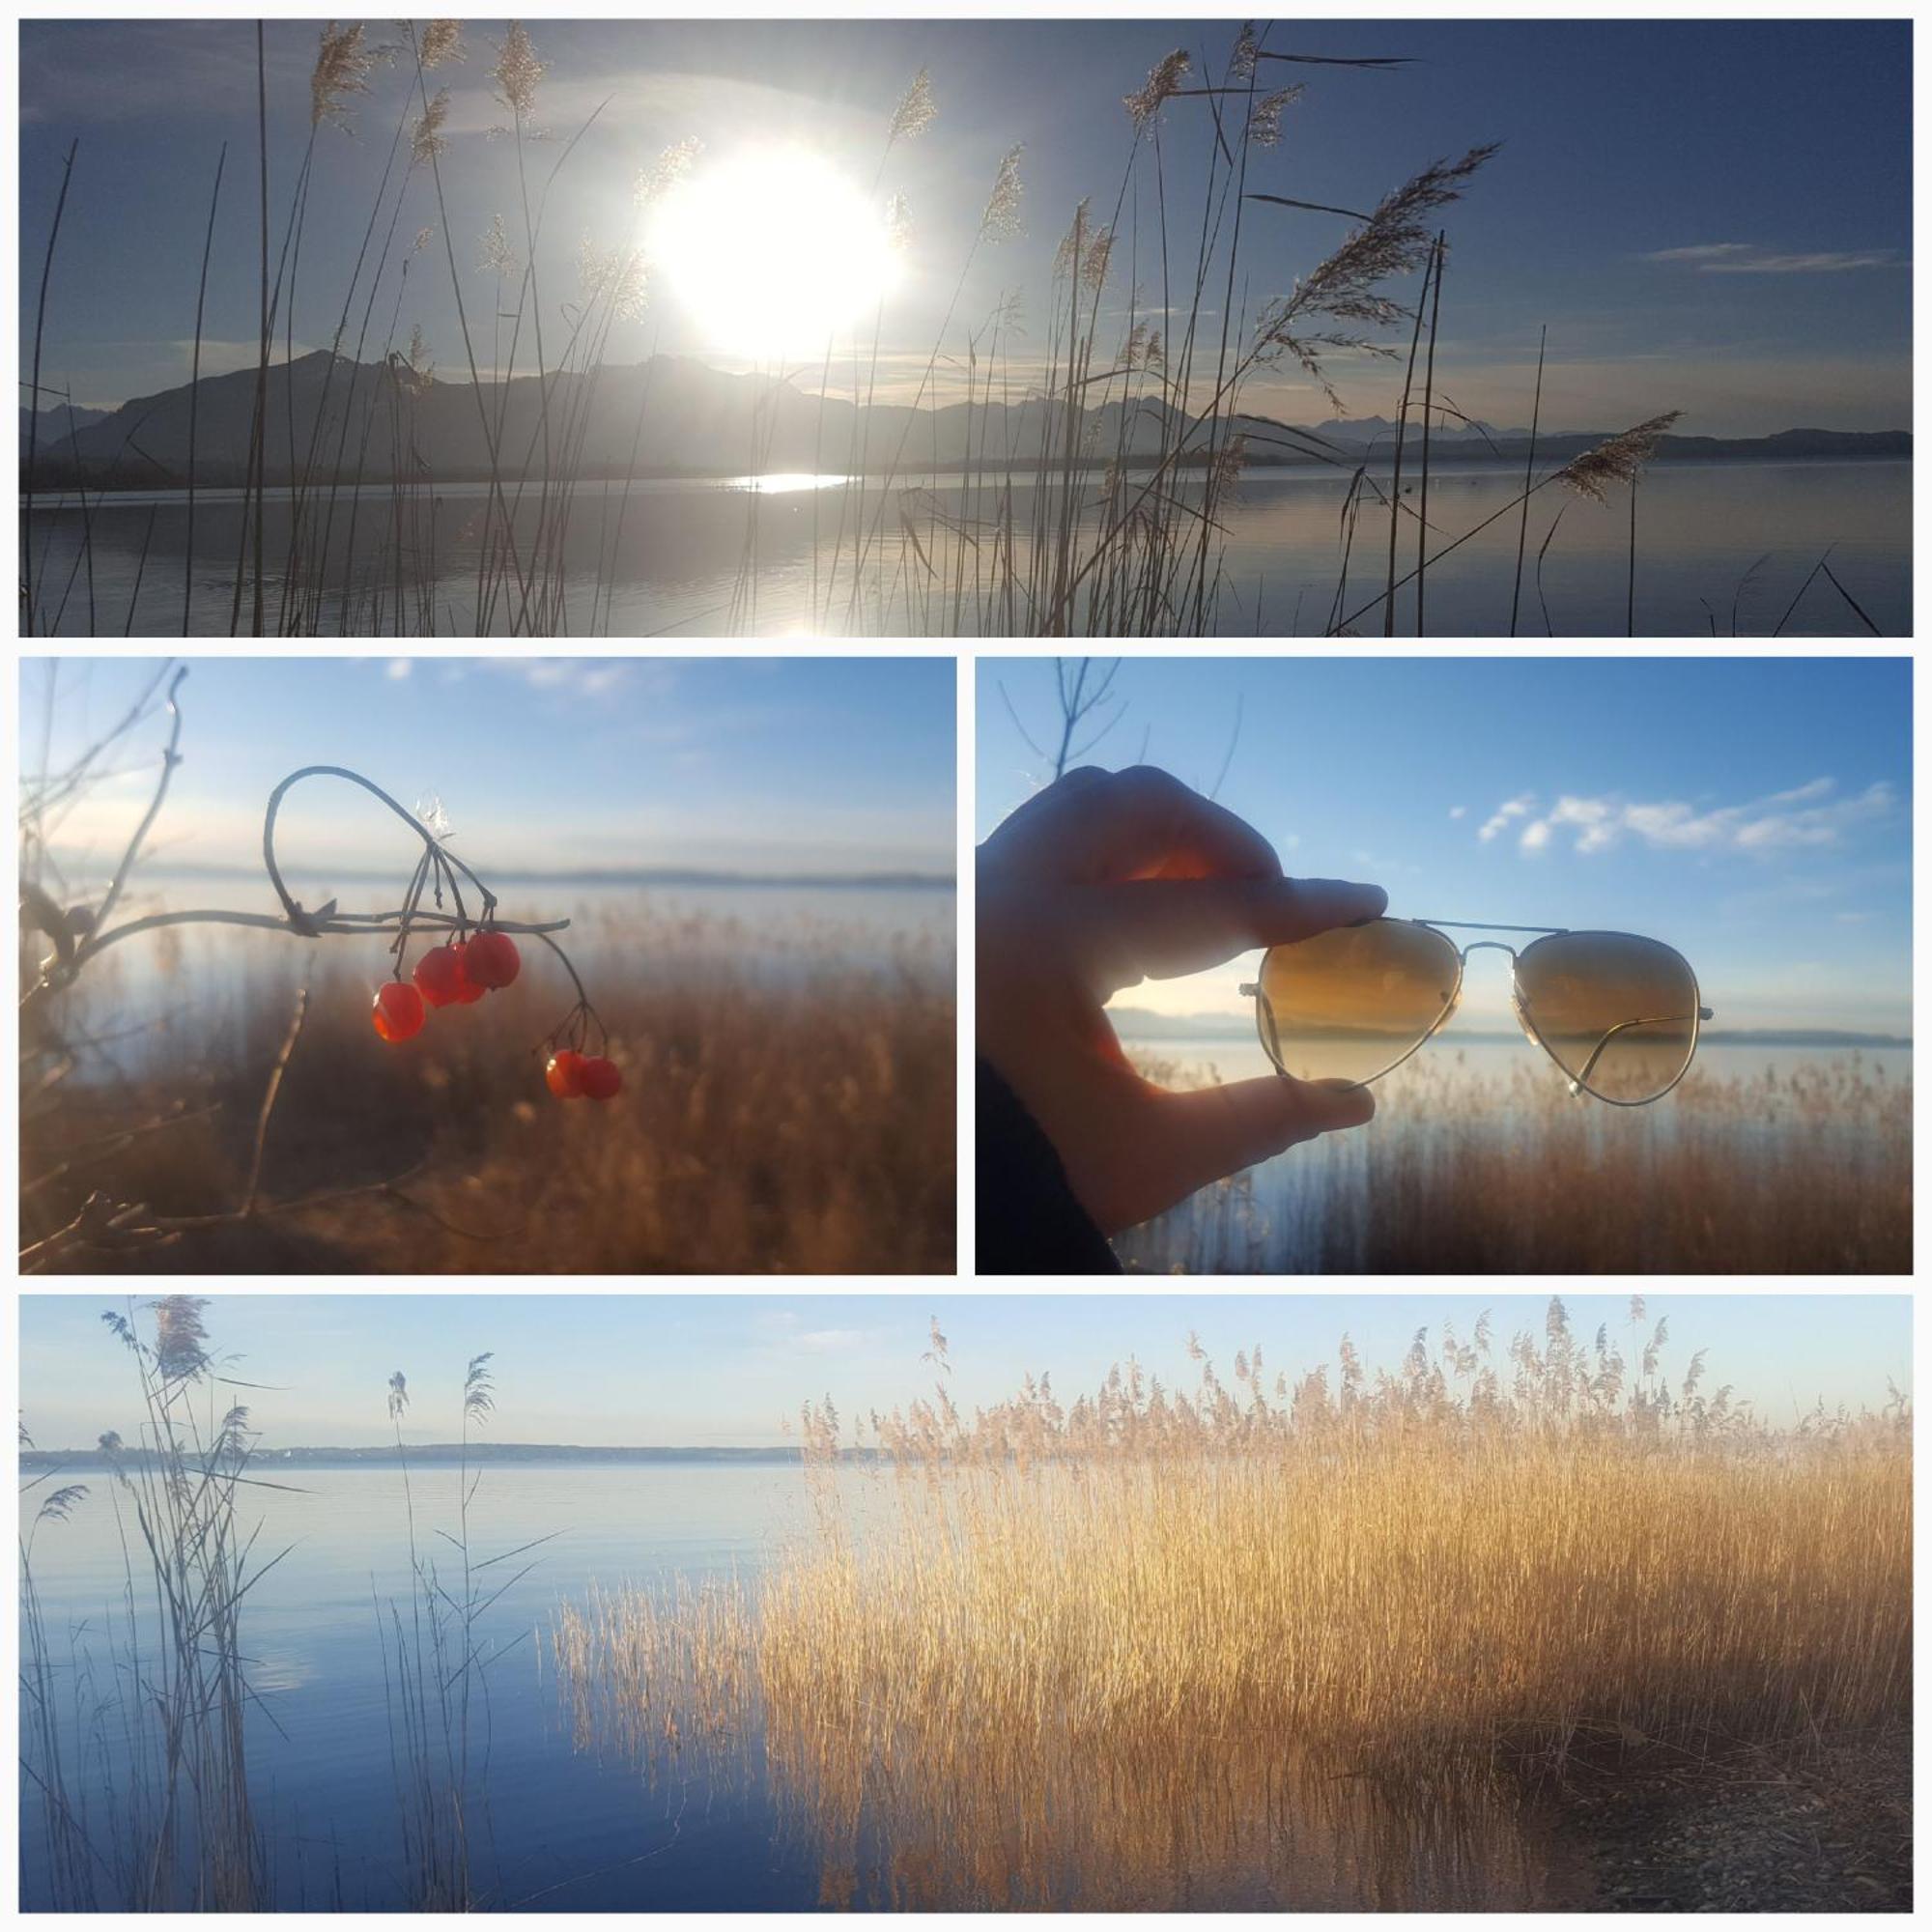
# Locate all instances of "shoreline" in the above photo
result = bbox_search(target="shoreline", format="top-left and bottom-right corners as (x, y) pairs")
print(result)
(1548, 1729), (1911, 1912)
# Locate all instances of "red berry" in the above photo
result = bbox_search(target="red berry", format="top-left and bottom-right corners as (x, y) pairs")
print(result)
(466, 930), (521, 991)
(448, 942), (488, 1004)
(579, 1056), (622, 1100)
(412, 944), (469, 1009)
(546, 1050), (587, 1098)
(373, 981), (426, 1043)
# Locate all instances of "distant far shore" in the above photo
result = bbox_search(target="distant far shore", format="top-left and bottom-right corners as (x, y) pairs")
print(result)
(20, 1443), (820, 1468)
(1113, 1011), (1910, 1050)
(19, 439), (1913, 498)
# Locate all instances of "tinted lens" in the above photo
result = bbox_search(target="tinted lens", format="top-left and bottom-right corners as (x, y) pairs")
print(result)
(1256, 920), (1462, 1085)
(1515, 932), (1699, 1104)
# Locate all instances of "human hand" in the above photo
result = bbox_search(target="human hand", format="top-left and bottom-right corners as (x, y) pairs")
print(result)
(978, 765), (1387, 1236)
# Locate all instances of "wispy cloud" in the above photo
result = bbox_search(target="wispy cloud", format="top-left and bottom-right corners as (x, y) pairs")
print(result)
(1643, 242), (1903, 274)
(750, 1310), (878, 1361)
(1477, 794), (1535, 841)
(1482, 779), (1896, 857)
(471, 659), (653, 700)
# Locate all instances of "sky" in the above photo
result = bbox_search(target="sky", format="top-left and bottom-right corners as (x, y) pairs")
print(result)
(22, 655), (955, 880)
(978, 657), (1912, 1034)
(20, 17), (1911, 434)
(15, 1293), (1911, 1450)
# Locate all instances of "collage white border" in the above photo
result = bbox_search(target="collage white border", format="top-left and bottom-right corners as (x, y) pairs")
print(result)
(5, 0), (1923, 1922)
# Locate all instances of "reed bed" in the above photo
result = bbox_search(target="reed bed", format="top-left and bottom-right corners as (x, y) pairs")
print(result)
(19, 1299), (543, 1912)
(20, 904), (954, 1274)
(27, 20), (1819, 639)
(549, 1312), (1911, 1908)
(18, 1299), (278, 1911)
(1116, 1047), (1911, 1274)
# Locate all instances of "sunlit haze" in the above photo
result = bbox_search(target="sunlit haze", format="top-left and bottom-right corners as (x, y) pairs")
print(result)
(21, 17), (1908, 434)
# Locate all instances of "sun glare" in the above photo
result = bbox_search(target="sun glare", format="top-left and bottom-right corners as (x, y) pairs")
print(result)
(648, 146), (902, 361)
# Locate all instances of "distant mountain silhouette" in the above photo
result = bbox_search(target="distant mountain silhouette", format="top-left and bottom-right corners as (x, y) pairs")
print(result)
(20, 402), (108, 440)
(19, 352), (1912, 490)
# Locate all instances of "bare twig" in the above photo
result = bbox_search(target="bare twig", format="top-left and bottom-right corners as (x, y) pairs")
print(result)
(242, 988), (309, 1216)
(93, 666), (188, 940)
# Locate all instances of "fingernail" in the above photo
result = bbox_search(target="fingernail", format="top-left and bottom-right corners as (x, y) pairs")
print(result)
(1314, 1078), (1377, 1125)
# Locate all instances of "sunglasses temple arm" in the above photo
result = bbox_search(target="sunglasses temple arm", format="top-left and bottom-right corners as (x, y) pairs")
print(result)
(1571, 1012), (1703, 1092)
(1241, 983), (1287, 1072)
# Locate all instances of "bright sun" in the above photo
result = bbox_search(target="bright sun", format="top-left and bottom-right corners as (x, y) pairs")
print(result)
(647, 146), (902, 362)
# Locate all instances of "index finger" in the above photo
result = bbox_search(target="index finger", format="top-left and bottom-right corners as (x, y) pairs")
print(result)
(1077, 874), (1390, 984)
(990, 765), (1283, 886)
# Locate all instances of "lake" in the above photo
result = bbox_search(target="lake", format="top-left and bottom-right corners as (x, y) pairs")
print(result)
(17, 1463), (1580, 1911)
(22, 458), (1910, 638)
(44, 873), (954, 1085)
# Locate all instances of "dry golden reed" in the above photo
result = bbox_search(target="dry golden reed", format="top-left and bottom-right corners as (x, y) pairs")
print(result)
(21, 904), (953, 1276)
(550, 1311), (1910, 1908)
(1119, 1046), (1911, 1274)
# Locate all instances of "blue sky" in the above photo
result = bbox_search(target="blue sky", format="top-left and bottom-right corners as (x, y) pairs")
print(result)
(978, 658), (1911, 1033)
(16, 1293), (1910, 1450)
(23, 656), (955, 878)
(21, 18), (1909, 432)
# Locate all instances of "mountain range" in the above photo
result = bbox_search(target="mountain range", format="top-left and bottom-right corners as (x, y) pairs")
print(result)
(20, 353), (1911, 491)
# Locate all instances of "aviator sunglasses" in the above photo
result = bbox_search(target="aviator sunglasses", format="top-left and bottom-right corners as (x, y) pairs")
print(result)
(1240, 920), (1712, 1106)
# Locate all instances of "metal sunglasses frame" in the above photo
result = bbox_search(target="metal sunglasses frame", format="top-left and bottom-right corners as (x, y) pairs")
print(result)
(1238, 919), (1714, 1107)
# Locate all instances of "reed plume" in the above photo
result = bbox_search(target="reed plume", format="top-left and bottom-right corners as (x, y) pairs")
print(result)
(477, 212), (518, 274)
(1249, 86), (1301, 148)
(418, 18), (466, 71)
(411, 88), (450, 167)
(980, 143), (1026, 241)
(888, 66), (937, 146)
(1125, 49), (1192, 130)
(311, 21), (386, 131)
(1555, 410), (1686, 502)
(491, 21), (545, 122)
(635, 136), (702, 206)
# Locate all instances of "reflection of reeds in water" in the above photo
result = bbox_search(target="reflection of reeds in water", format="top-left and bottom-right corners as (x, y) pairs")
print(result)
(21, 905), (954, 1274)
(549, 1314), (1911, 1910)
(1118, 1050), (1911, 1274)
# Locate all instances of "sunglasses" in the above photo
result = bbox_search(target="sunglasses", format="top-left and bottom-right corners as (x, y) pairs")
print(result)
(1240, 920), (1712, 1106)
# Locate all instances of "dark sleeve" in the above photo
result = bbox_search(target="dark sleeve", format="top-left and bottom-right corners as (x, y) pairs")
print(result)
(976, 1060), (1122, 1275)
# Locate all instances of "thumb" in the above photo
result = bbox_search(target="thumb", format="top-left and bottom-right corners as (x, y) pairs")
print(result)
(1144, 1075), (1376, 1215)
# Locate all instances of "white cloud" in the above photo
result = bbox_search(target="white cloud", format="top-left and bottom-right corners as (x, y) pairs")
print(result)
(474, 659), (654, 700)
(1448, 805), (1466, 820)
(385, 658), (412, 681)
(1485, 779), (1897, 858)
(1643, 242), (1903, 274)
(1478, 794), (1535, 841)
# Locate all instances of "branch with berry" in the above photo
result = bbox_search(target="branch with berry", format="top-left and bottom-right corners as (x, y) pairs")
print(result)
(22, 669), (621, 1104)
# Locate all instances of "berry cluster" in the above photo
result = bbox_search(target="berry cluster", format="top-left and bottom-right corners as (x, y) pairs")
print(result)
(262, 764), (619, 1105)
(371, 930), (524, 1043)
(544, 1048), (623, 1101)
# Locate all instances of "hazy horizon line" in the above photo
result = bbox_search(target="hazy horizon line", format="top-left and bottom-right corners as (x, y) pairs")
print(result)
(23, 349), (1914, 441)
(45, 855), (957, 891)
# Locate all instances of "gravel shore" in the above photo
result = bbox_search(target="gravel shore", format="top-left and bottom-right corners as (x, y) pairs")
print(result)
(1554, 1730), (1911, 1912)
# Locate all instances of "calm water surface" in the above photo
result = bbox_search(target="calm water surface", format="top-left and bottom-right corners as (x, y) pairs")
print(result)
(24, 458), (1910, 637)
(47, 875), (953, 1084)
(19, 1463), (1579, 1911)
